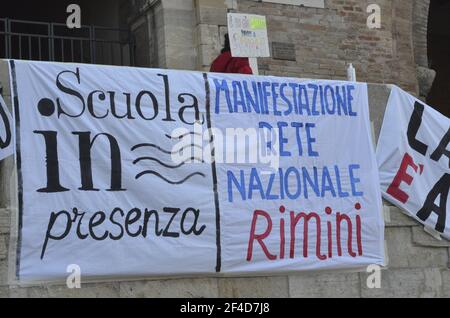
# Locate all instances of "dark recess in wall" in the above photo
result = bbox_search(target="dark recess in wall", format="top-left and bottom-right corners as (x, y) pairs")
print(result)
(427, 0), (450, 117)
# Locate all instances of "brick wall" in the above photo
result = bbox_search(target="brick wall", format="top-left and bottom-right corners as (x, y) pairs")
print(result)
(247, 0), (419, 94)
(133, 0), (425, 96)
(195, 0), (420, 94)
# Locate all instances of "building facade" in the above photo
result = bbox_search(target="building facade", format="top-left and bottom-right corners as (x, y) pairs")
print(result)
(0, 0), (449, 298)
(121, 0), (447, 115)
(1, 0), (448, 114)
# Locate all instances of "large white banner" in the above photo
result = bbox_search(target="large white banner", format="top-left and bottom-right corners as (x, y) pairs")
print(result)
(377, 86), (450, 240)
(10, 60), (384, 283)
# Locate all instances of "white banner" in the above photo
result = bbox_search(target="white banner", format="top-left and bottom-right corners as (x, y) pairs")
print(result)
(377, 86), (450, 239)
(10, 60), (384, 283)
(0, 95), (14, 161)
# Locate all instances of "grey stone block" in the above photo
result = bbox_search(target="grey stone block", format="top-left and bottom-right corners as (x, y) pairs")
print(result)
(385, 227), (448, 268)
(196, 24), (220, 47)
(0, 285), (50, 298)
(198, 44), (219, 67)
(164, 23), (196, 48)
(361, 268), (443, 298)
(416, 66), (436, 98)
(0, 209), (10, 234)
(165, 26), (196, 48)
(224, 0), (237, 10)
(0, 235), (6, 260)
(165, 44), (197, 70)
(367, 83), (391, 142)
(443, 270), (450, 297)
(0, 157), (16, 208)
(162, 0), (195, 11)
(0, 286), (9, 298)
(0, 286), (29, 298)
(46, 283), (120, 298)
(385, 206), (420, 227)
(195, 0), (228, 25)
(218, 276), (289, 298)
(0, 260), (8, 286)
(288, 272), (360, 298)
(0, 61), (11, 96)
(120, 278), (219, 298)
(164, 9), (195, 31)
(412, 226), (450, 248)
(18, 286), (49, 298)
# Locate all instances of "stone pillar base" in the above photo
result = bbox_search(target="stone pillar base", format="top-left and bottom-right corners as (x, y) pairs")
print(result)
(416, 65), (436, 101)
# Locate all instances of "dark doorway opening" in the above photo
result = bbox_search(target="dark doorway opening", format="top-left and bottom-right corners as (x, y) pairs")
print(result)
(427, 0), (450, 117)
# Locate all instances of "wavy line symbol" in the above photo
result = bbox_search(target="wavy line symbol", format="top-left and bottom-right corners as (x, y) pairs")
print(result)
(135, 171), (206, 184)
(131, 143), (203, 155)
(133, 156), (204, 168)
(166, 131), (214, 144)
(165, 131), (202, 140)
(131, 138), (205, 185)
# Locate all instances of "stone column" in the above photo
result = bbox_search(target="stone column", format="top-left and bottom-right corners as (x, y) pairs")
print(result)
(123, 0), (197, 70)
(413, 0), (435, 101)
(0, 61), (15, 211)
(0, 60), (18, 286)
(160, 0), (197, 70)
(194, 0), (234, 71)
